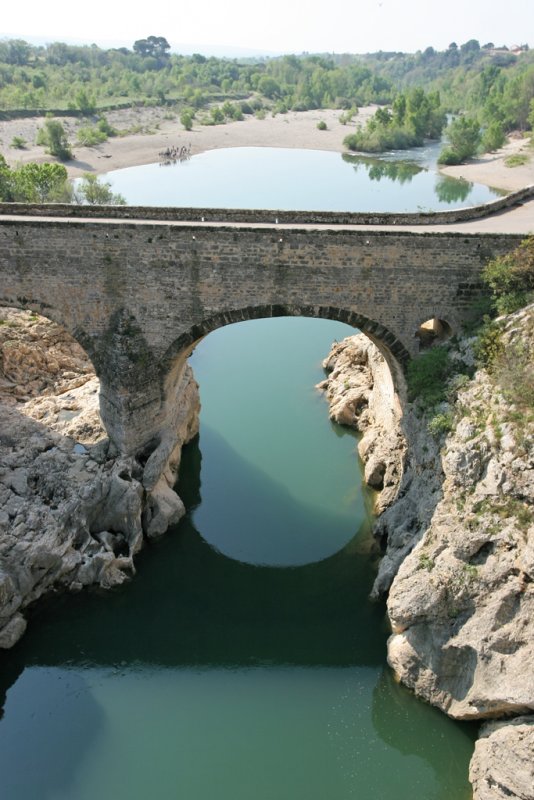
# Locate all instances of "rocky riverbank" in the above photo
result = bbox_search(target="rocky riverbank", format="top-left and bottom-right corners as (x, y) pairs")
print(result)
(318, 308), (534, 800)
(0, 308), (199, 647)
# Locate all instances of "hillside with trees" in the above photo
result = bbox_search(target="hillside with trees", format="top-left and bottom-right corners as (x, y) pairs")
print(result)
(0, 37), (532, 163)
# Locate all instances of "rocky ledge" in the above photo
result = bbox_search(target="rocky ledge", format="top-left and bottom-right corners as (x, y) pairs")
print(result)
(0, 309), (199, 647)
(317, 334), (406, 515)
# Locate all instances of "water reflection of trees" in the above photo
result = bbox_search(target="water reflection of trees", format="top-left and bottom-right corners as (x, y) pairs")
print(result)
(342, 153), (423, 184)
(434, 175), (472, 204)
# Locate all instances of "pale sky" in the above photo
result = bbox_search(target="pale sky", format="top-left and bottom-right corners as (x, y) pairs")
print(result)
(2, 0), (533, 56)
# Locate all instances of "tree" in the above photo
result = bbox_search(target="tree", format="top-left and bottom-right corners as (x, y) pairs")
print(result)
(438, 116), (481, 165)
(12, 163), (71, 202)
(36, 119), (72, 161)
(0, 158), (72, 202)
(180, 109), (193, 131)
(74, 173), (126, 205)
(75, 88), (96, 114)
(133, 36), (170, 62)
(482, 120), (506, 152)
(257, 75), (281, 99)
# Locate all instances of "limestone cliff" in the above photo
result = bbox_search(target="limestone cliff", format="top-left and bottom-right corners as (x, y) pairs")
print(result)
(319, 309), (534, 800)
(386, 305), (533, 723)
(0, 309), (199, 648)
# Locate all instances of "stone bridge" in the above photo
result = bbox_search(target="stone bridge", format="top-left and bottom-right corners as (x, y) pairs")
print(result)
(0, 204), (527, 460)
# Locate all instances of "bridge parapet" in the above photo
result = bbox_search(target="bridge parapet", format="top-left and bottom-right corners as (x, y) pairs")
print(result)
(1, 182), (533, 225)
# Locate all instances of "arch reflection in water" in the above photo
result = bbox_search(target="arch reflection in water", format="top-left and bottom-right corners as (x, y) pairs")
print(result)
(186, 316), (373, 566)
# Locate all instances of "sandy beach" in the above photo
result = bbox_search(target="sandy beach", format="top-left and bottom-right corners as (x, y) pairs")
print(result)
(0, 107), (374, 179)
(1, 105), (533, 192)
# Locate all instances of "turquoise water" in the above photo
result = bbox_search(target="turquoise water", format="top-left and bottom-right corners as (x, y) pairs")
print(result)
(0, 317), (476, 800)
(99, 146), (501, 211)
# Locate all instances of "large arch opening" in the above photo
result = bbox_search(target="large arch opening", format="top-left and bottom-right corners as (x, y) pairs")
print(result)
(160, 304), (409, 417)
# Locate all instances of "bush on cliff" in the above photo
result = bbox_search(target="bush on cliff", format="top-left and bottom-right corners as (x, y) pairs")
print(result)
(482, 235), (534, 315)
(406, 345), (452, 408)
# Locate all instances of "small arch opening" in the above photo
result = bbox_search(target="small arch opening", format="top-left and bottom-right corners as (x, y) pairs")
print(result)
(415, 317), (453, 349)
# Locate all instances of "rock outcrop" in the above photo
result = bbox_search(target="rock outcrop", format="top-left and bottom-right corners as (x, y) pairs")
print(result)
(0, 309), (199, 648)
(469, 716), (534, 800)
(387, 305), (534, 722)
(317, 334), (406, 514)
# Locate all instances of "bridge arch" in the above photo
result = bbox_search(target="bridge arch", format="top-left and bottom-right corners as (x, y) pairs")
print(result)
(160, 304), (410, 413)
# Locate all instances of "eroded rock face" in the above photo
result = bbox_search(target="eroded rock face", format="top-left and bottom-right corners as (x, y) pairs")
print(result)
(386, 305), (534, 721)
(317, 334), (406, 514)
(0, 309), (199, 648)
(469, 716), (534, 800)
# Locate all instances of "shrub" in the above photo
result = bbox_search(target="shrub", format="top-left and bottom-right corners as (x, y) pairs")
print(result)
(406, 345), (452, 407)
(482, 236), (534, 314)
(74, 173), (126, 205)
(504, 153), (529, 168)
(438, 116), (481, 165)
(317, 120), (327, 131)
(36, 118), (72, 161)
(180, 110), (193, 131)
(10, 136), (26, 149)
(76, 125), (107, 146)
(428, 411), (454, 436)
(473, 319), (504, 370)
(437, 147), (462, 165)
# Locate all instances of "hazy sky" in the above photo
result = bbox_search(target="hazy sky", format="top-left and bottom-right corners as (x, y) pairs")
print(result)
(2, 0), (533, 55)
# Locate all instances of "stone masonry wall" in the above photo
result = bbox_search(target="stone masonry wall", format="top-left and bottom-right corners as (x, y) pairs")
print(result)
(0, 215), (523, 456)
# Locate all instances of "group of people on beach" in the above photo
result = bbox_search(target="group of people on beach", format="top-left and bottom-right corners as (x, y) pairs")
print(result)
(158, 143), (191, 164)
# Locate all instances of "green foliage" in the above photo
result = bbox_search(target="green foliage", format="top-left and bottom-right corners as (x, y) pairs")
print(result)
(74, 173), (126, 205)
(76, 124), (107, 146)
(428, 411), (454, 436)
(316, 120), (327, 130)
(0, 157), (71, 202)
(180, 110), (194, 130)
(344, 88), (445, 153)
(36, 118), (72, 161)
(0, 36), (531, 144)
(132, 36), (170, 62)
(418, 553), (435, 571)
(75, 88), (96, 114)
(406, 345), (452, 407)
(438, 116), (481, 164)
(482, 236), (534, 315)
(10, 135), (26, 149)
(481, 120), (506, 152)
(473, 319), (505, 370)
(504, 153), (529, 167)
(209, 106), (225, 124)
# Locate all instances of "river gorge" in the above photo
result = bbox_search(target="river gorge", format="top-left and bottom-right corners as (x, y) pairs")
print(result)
(0, 146), (532, 799)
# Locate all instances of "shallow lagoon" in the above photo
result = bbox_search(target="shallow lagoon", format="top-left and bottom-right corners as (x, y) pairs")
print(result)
(100, 145), (502, 211)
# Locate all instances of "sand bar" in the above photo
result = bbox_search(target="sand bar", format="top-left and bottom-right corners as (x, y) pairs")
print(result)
(1, 105), (533, 193)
